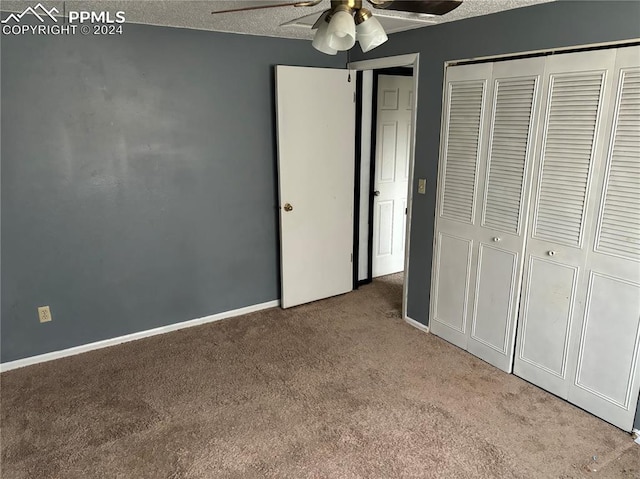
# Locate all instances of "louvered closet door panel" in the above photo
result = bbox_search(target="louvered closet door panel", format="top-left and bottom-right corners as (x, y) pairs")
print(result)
(431, 63), (492, 350)
(467, 57), (543, 373)
(533, 72), (605, 247)
(568, 46), (640, 432)
(595, 68), (640, 260)
(482, 77), (538, 234)
(515, 49), (617, 403)
(440, 82), (485, 223)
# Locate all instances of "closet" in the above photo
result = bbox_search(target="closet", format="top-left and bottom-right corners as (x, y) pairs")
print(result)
(430, 45), (640, 431)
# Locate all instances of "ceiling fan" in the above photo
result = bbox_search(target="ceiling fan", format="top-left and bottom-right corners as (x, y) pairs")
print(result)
(211, 0), (462, 54)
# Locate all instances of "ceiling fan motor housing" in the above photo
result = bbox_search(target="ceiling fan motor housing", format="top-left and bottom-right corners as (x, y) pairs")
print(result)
(330, 0), (363, 13)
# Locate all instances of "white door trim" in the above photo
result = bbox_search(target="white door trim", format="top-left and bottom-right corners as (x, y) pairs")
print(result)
(349, 54), (420, 327)
(349, 54), (420, 72)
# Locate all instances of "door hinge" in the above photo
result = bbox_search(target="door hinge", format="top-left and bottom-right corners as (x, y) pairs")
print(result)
(351, 253), (353, 262)
(353, 92), (356, 103)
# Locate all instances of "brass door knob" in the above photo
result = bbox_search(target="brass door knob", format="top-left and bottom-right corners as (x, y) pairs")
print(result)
(284, 203), (293, 212)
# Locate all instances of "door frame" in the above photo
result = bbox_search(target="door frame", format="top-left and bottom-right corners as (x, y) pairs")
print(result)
(349, 53), (421, 327)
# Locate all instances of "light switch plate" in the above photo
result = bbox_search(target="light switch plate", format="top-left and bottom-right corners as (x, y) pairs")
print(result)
(418, 178), (426, 194)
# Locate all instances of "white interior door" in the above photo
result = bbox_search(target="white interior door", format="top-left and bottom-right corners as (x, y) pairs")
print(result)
(275, 66), (355, 309)
(372, 75), (413, 277)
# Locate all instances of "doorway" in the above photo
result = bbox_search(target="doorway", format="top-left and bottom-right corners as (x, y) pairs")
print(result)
(273, 55), (421, 326)
(350, 54), (421, 328)
(370, 68), (413, 278)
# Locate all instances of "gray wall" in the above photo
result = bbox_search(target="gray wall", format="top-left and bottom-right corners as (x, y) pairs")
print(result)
(1, 20), (342, 362)
(351, 0), (640, 327)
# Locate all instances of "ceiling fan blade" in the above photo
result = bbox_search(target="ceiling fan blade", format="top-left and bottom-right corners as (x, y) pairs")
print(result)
(368, 0), (462, 16)
(212, 0), (322, 15)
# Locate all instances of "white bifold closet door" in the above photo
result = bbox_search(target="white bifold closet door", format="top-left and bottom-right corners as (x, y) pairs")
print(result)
(432, 45), (640, 431)
(430, 58), (542, 373)
(515, 46), (640, 432)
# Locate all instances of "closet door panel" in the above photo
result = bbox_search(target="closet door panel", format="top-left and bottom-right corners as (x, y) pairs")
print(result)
(432, 233), (473, 338)
(431, 63), (492, 350)
(574, 274), (640, 407)
(470, 244), (518, 355)
(568, 46), (640, 431)
(439, 80), (486, 224)
(467, 58), (543, 372)
(514, 49), (616, 400)
(517, 257), (579, 396)
(532, 70), (606, 247)
(481, 76), (538, 235)
(594, 67), (640, 262)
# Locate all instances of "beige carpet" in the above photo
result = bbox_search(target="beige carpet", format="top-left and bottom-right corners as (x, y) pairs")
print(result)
(1, 274), (638, 478)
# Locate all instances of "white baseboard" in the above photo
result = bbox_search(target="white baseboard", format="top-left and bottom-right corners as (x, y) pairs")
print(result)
(0, 300), (280, 373)
(404, 315), (429, 333)
(633, 429), (640, 445)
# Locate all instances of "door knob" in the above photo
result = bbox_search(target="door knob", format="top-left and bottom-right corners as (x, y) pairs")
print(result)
(283, 203), (293, 212)
(548, 251), (556, 256)
(493, 237), (501, 242)
(373, 190), (380, 197)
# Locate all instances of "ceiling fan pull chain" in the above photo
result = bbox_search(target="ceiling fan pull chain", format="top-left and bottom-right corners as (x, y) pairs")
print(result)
(347, 50), (352, 82)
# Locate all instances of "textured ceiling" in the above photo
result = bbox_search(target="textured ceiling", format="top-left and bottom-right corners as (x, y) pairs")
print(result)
(2, 1), (555, 40)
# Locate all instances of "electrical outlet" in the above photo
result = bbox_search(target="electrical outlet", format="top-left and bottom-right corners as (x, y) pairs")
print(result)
(418, 178), (427, 194)
(38, 306), (52, 323)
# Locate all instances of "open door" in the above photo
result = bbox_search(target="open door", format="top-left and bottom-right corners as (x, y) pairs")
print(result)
(275, 66), (355, 308)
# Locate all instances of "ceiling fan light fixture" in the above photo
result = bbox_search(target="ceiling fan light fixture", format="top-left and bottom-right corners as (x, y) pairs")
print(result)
(355, 8), (388, 52)
(326, 5), (356, 51)
(312, 13), (338, 55)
